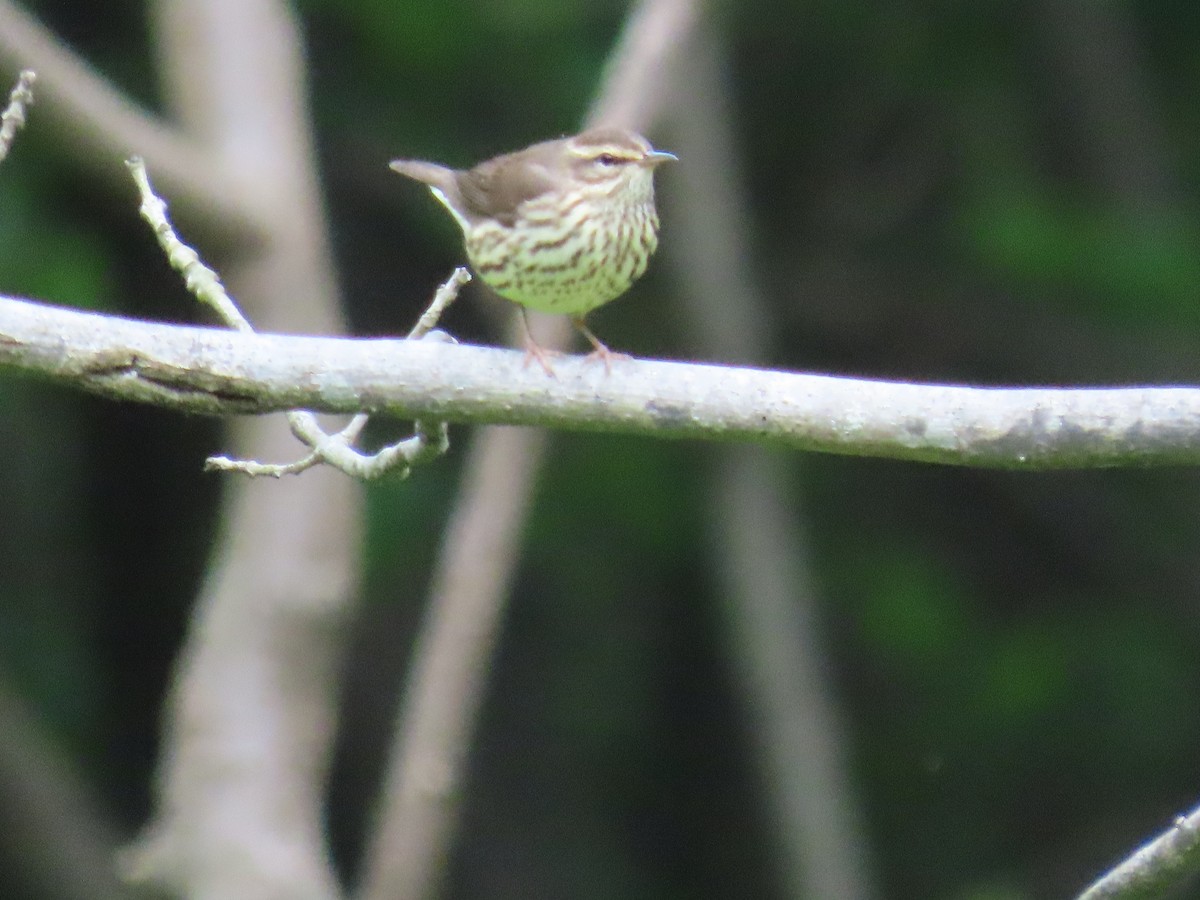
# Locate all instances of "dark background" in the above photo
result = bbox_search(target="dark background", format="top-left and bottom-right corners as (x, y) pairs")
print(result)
(3, 1), (1200, 897)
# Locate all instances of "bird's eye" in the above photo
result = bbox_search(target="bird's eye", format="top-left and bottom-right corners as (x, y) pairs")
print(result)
(595, 153), (620, 166)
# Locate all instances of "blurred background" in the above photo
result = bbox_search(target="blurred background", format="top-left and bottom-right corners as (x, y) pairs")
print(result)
(3, 0), (1200, 897)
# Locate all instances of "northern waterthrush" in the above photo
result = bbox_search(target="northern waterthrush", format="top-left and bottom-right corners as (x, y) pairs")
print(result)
(390, 127), (675, 371)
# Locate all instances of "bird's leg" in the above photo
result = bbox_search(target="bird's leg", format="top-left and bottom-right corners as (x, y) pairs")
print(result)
(519, 307), (560, 377)
(572, 316), (630, 374)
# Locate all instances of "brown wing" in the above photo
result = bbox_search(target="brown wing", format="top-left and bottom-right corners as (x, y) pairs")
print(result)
(455, 137), (567, 227)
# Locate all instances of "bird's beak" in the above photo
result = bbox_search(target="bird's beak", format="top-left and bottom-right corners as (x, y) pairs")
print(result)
(643, 149), (678, 167)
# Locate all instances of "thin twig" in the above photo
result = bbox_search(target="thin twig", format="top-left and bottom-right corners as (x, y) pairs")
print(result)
(408, 271), (470, 340)
(128, 157), (466, 479)
(205, 328), (458, 482)
(0, 68), (34, 165)
(128, 157), (250, 331)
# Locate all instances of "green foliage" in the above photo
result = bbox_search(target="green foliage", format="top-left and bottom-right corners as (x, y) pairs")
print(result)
(967, 189), (1200, 330)
(0, 158), (113, 309)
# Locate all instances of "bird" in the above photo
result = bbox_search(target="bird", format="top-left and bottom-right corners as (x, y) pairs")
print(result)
(390, 126), (675, 372)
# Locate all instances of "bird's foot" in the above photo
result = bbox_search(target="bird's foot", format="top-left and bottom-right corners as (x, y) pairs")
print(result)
(517, 307), (561, 376)
(581, 344), (632, 374)
(521, 339), (562, 377)
(572, 317), (629, 374)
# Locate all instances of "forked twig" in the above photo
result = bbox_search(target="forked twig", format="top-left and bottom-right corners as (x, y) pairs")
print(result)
(128, 155), (468, 479)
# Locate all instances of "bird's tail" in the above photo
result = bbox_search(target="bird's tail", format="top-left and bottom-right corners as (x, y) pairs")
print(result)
(389, 159), (457, 193)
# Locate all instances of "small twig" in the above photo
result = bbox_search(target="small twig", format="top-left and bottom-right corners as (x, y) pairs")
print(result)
(1077, 803), (1200, 899)
(408, 269), (470, 340)
(205, 330), (457, 481)
(0, 69), (34, 165)
(128, 156), (468, 479)
(127, 157), (250, 331)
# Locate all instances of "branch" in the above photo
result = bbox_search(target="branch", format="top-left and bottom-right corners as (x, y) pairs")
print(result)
(127, 155), (466, 479)
(120, 2), (360, 897)
(3, 294), (1200, 469)
(0, 680), (131, 900)
(667, 26), (877, 899)
(586, 0), (698, 130)
(358, 425), (548, 900)
(1077, 803), (1200, 899)
(0, 1), (263, 239)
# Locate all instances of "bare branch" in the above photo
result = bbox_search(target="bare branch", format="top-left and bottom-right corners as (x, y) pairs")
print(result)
(586, 0), (698, 130)
(0, 680), (131, 900)
(207, 329), (458, 481)
(358, 424), (548, 900)
(128, 157), (251, 332)
(667, 26), (877, 899)
(408, 271), (470, 341)
(0, 68), (33, 164)
(1077, 803), (1200, 899)
(121, 2), (358, 897)
(5, 294), (1200, 469)
(0, 1), (263, 239)
(127, 155), (466, 479)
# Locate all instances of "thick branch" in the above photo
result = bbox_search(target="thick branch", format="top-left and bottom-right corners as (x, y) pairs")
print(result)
(3, 294), (1200, 469)
(118, 2), (357, 897)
